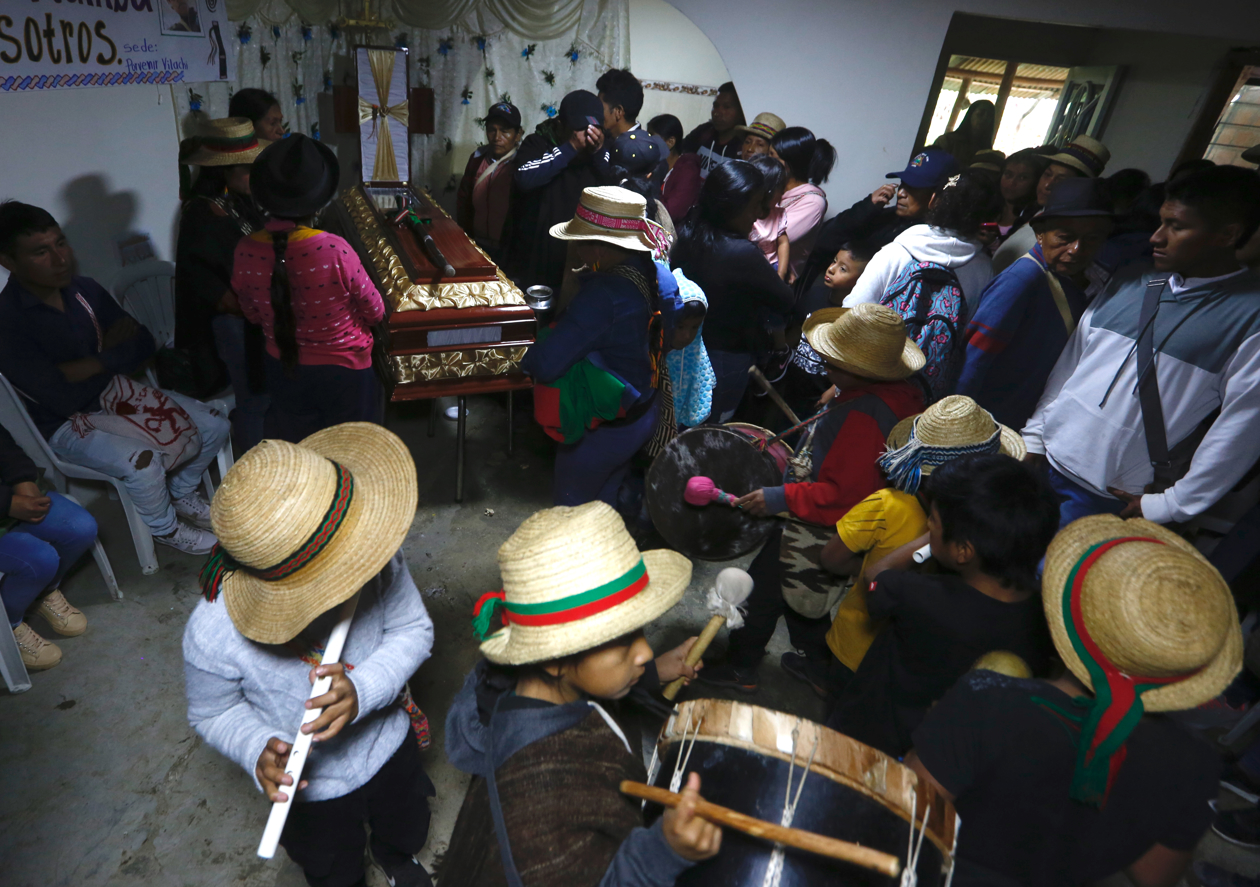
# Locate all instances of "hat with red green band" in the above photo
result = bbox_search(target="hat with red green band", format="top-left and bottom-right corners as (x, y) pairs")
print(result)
(472, 501), (692, 665)
(1040, 515), (1241, 808)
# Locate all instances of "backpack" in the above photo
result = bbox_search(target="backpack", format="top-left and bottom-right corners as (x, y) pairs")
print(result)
(879, 259), (966, 400)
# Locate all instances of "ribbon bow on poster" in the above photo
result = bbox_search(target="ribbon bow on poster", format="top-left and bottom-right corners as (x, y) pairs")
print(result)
(357, 49), (409, 181)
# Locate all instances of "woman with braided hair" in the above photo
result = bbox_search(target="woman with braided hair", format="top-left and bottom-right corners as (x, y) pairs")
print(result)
(232, 136), (386, 442)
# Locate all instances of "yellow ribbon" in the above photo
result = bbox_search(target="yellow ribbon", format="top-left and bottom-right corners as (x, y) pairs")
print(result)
(358, 49), (409, 182)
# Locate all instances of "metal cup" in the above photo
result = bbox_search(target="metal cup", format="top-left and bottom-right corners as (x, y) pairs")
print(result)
(525, 285), (554, 321)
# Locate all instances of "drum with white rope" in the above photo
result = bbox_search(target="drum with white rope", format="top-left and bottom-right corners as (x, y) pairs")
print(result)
(645, 699), (958, 886)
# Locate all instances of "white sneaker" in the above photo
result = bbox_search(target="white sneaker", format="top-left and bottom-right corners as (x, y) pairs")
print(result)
(444, 405), (468, 420)
(173, 494), (213, 529)
(155, 522), (217, 555)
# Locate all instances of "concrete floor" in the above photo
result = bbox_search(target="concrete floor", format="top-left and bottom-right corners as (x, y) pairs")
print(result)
(0, 395), (1255, 886)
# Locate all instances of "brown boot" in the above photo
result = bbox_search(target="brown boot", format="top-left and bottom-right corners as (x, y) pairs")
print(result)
(13, 622), (62, 671)
(36, 589), (87, 637)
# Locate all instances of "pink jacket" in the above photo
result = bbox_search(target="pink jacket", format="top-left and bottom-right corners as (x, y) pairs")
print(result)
(232, 220), (386, 370)
(751, 184), (827, 277)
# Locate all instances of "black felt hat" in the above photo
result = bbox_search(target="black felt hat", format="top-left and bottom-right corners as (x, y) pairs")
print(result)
(1034, 177), (1113, 221)
(251, 134), (340, 219)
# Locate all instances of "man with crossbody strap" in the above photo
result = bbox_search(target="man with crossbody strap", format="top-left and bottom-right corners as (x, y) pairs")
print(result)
(1021, 166), (1260, 528)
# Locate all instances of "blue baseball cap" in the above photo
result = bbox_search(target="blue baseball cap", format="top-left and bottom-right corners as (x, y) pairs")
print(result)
(887, 148), (960, 190)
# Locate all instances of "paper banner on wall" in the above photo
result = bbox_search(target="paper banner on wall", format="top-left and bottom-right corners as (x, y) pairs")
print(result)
(356, 47), (410, 184)
(0, 0), (234, 92)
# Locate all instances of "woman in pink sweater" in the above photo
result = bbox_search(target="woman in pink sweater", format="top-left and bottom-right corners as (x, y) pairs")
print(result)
(233, 136), (387, 441)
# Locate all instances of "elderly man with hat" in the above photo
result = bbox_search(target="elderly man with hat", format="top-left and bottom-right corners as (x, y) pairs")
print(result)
(185, 423), (437, 887)
(703, 305), (925, 692)
(456, 101), (524, 261)
(992, 135), (1112, 273)
(794, 148), (961, 297)
(501, 90), (613, 292)
(736, 112), (786, 160)
(957, 177), (1113, 431)
(520, 186), (670, 509)
(175, 117), (271, 450)
(906, 513), (1238, 886)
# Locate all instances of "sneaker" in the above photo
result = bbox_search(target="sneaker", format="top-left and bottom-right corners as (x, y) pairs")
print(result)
(444, 405), (468, 421)
(36, 589), (86, 636)
(1192, 861), (1260, 887)
(370, 840), (433, 887)
(155, 522), (217, 555)
(1212, 805), (1260, 848)
(1222, 762), (1260, 804)
(698, 661), (759, 693)
(13, 622), (62, 670)
(780, 652), (829, 700)
(173, 494), (213, 529)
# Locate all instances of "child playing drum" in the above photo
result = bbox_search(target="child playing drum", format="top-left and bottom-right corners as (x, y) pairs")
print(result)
(441, 501), (722, 886)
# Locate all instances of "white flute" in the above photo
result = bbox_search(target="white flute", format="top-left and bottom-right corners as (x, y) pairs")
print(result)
(257, 592), (361, 859)
(911, 543), (933, 564)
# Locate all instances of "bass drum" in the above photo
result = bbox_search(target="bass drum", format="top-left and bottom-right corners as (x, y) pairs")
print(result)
(646, 424), (791, 561)
(648, 699), (957, 887)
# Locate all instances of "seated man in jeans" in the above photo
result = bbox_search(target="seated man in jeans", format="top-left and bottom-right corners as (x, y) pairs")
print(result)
(0, 201), (227, 555)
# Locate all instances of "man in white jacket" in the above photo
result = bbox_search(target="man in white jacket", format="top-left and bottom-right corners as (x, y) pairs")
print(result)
(1023, 166), (1260, 526)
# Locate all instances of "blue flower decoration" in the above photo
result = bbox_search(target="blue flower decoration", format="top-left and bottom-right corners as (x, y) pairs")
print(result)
(541, 104), (557, 118)
(310, 122), (320, 139)
(438, 37), (454, 56)
(475, 36), (487, 52)
(237, 23), (252, 44)
(301, 24), (312, 41)
(522, 44), (536, 58)
(271, 25), (281, 40)
(323, 70), (333, 92)
(460, 87), (473, 105)
(328, 21), (341, 41)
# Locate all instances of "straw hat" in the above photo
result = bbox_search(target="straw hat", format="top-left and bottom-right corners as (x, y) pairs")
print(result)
(1043, 514), (1241, 713)
(201, 423), (418, 645)
(473, 501), (692, 665)
(803, 304), (925, 381)
(1044, 135), (1110, 178)
(885, 395), (1025, 465)
(735, 112), (786, 143)
(187, 117), (271, 166)
(549, 186), (661, 252)
(969, 149), (1006, 173)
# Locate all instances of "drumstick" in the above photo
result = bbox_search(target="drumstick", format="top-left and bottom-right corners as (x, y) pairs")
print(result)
(662, 568), (753, 701)
(257, 592), (361, 859)
(748, 365), (802, 426)
(620, 781), (901, 877)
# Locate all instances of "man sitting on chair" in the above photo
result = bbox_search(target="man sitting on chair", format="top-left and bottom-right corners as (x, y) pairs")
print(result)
(0, 201), (228, 555)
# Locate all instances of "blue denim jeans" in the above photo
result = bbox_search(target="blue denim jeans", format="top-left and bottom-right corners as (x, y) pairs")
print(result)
(0, 492), (97, 627)
(1048, 464), (1125, 529)
(48, 391), (230, 536)
(212, 314), (270, 454)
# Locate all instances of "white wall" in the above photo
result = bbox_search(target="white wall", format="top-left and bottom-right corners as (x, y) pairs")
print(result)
(629, 0), (730, 134)
(664, 0), (1260, 212)
(0, 85), (181, 289)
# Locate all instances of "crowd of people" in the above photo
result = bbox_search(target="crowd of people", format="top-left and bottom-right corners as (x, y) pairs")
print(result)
(2, 64), (1260, 887)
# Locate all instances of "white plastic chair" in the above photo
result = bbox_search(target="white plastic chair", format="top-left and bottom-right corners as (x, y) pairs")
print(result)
(0, 372), (159, 575)
(111, 261), (235, 497)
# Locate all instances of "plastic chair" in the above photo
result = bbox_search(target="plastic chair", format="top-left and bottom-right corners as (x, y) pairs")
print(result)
(111, 262), (235, 498)
(0, 572), (28, 694)
(0, 372), (159, 575)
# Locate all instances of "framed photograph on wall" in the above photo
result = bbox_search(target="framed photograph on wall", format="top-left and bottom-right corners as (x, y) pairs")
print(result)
(159, 0), (205, 36)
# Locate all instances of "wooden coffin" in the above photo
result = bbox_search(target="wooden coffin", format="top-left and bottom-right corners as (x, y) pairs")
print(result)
(327, 184), (536, 401)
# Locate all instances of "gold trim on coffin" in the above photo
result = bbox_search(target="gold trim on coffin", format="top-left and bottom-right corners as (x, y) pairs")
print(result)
(390, 346), (528, 383)
(340, 187), (526, 313)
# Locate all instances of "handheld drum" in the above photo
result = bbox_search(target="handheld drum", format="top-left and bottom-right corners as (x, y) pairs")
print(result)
(647, 424), (793, 561)
(645, 699), (957, 886)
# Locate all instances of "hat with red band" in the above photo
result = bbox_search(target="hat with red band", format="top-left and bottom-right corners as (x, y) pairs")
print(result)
(735, 112), (786, 143)
(1041, 514), (1241, 807)
(187, 117), (272, 167)
(473, 501), (692, 664)
(549, 185), (667, 255)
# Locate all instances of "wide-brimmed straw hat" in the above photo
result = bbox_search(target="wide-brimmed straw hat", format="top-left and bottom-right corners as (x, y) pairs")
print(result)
(200, 423), (418, 645)
(1044, 135), (1110, 178)
(1041, 514), (1241, 806)
(803, 304), (925, 381)
(881, 395), (1024, 492)
(735, 112), (786, 143)
(251, 133), (340, 218)
(550, 186), (662, 253)
(1043, 514), (1241, 714)
(472, 501), (692, 665)
(187, 117), (271, 166)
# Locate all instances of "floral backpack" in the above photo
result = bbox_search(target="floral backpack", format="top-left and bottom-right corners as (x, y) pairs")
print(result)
(879, 259), (966, 400)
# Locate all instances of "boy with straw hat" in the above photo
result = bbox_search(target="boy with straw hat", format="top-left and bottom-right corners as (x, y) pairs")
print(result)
(703, 304), (924, 693)
(183, 423), (437, 887)
(906, 513), (1238, 885)
(441, 501), (721, 886)
(779, 395), (1025, 698)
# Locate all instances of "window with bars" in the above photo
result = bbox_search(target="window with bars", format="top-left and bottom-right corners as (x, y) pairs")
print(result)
(1202, 67), (1260, 168)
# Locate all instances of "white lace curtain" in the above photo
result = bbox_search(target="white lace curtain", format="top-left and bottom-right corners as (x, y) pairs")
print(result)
(174, 0), (628, 203)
